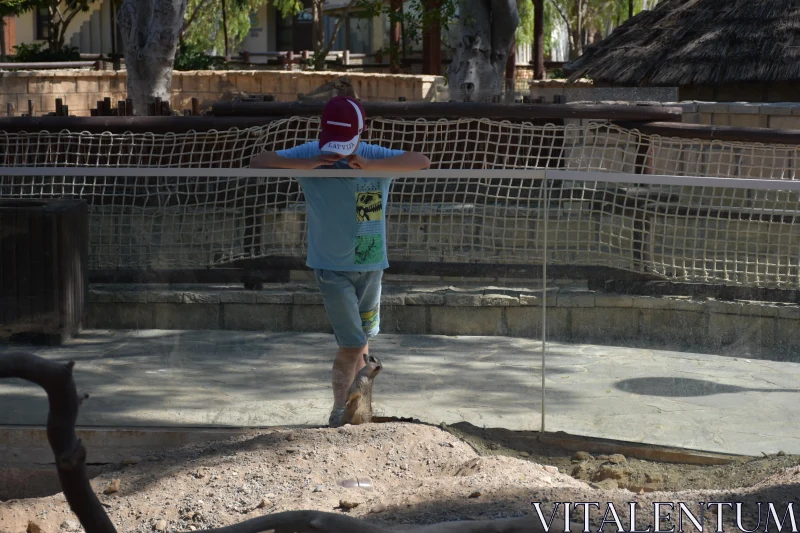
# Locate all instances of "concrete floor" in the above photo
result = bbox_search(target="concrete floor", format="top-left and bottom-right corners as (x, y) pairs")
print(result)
(1, 329), (799, 457)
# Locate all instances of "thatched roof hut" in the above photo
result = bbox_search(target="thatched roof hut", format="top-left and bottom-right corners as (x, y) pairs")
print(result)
(563, 0), (800, 102)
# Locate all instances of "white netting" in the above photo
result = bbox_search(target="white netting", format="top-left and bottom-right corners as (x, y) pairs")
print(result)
(0, 117), (798, 289)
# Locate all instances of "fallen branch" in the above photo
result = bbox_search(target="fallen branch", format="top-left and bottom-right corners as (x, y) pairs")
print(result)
(0, 352), (114, 533)
(0, 352), (557, 533)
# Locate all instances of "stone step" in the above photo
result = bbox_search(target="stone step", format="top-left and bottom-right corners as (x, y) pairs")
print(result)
(86, 282), (800, 359)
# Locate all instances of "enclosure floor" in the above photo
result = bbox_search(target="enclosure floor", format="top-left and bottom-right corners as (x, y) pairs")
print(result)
(1, 330), (799, 457)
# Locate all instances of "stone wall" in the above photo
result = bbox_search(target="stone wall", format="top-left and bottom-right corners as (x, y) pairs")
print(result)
(87, 282), (800, 359)
(0, 70), (445, 116)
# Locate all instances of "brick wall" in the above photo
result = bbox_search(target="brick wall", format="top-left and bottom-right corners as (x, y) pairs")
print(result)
(0, 70), (445, 116)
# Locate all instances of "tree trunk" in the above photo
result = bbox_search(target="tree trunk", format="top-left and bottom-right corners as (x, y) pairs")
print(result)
(312, 0), (325, 69)
(221, 0), (230, 61)
(0, 17), (6, 62)
(503, 35), (515, 102)
(117, 0), (187, 115)
(448, 0), (520, 102)
(532, 0), (544, 79)
(628, 0), (633, 18)
(389, 0), (401, 73)
(421, 0), (440, 75)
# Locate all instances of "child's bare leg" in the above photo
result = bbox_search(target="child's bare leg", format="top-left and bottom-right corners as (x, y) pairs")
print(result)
(332, 342), (368, 407)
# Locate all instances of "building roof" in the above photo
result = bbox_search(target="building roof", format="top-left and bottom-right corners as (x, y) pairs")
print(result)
(564, 0), (800, 86)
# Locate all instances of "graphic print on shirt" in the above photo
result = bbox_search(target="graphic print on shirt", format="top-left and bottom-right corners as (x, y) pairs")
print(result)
(354, 185), (384, 265)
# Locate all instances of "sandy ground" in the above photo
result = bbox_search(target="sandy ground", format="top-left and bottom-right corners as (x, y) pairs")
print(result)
(2, 422), (800, 533)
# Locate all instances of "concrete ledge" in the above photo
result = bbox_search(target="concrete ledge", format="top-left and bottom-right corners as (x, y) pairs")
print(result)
(86, 283), (800, 359)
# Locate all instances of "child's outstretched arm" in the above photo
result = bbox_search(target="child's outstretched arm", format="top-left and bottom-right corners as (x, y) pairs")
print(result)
(348, 151), (430, 171)
(249, 151), (342, 170)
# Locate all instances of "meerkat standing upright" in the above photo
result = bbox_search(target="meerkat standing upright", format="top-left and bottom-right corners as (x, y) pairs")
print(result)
(341, 353), (382, 425)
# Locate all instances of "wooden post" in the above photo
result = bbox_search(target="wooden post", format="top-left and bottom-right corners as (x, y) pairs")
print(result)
(191, 97), (199, 116)
(55, 98), (63, 116)
(125, 98), (133, 116)
(6, 103), (12, 116)
(103, 97), (112, 115)
(27, 99), (34, 117)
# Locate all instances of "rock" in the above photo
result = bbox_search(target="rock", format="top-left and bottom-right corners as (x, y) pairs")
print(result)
(103, 479), (121, 495)
(285, 447), (300, 454)
(597, 454), (610, 461)
(399, 464), (408, 471)
(154, 520), (167, 531)
(123, 455), (142, 465)
(593, 465), (627, 482)
(370, 503), (388, 514)
(313, 485), (324, 493)
(645, 472), (663, 484)
(591, 479), (619, 490)
(286, 433), (296, 441)
(519, 451), (531, 458)
(468, 491), (482, 498)
(571, 463), (591, 478)
(339, 500), (360, 510)
(60, 520), (80, 531)
(256, 499), (270, 509)
(543, 465), (559, 474)
(572, 451), (593, 461)
(777, 450), (786, 456)
(488, 443), (500, 450)
(27, 520), (43, 533)
(607, 454), (626, 464)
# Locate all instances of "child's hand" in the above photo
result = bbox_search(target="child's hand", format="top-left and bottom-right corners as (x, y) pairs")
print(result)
(308, 153), (344, 168)
(346, 154), (372, 170)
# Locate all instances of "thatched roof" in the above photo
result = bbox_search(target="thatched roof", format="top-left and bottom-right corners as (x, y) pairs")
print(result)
(564, 0), (800, 86)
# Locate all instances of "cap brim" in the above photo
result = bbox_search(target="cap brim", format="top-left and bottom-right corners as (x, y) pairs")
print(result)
(320, 133), (360, 156)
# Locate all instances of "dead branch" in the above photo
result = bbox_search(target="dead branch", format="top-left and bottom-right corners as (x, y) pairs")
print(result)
(0, 352), (114, 533)
(0, 352), (555, 533)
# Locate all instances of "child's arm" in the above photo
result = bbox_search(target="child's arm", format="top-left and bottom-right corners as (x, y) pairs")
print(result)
(348, 151), (430, 171)
(249, 151), (342, 170)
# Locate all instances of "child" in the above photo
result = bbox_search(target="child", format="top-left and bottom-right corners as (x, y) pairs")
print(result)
(249, 96), (430, 427)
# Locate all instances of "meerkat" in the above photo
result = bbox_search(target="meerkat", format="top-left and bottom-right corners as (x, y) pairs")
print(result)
(341, 353), (382, 425)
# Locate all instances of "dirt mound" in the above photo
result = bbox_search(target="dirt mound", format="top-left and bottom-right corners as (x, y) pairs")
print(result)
(1, 422), (798, 533)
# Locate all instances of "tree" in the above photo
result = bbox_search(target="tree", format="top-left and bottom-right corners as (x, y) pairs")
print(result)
(34, 0), (98, 53)
(117, 0), (187, 115)
(181, 0), (267, 57)
(447, 0), (520, 102)
(0, 0), (37, 61)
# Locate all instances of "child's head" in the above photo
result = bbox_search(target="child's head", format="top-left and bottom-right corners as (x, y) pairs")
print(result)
(319, 96), (367, 157)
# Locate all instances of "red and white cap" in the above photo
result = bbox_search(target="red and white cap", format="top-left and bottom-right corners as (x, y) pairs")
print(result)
(319, 96), (366, 156)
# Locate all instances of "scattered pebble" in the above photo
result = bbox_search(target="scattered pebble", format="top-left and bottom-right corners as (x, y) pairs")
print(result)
(256, 499), (270, 509)
(572, 451), (593, 461)
(543, 465), (559, 474)
(339, 500), (360, 510)
(607, 454), (627, 464)
(370, 503), (388, 514)
(123, 456), (142, 465)
(103, 479), (121, 495)
(154, 520), (167, 531)
(468, 491), (482, 498)
(313, 485), (323, 493)
(519, 451), (531, 458)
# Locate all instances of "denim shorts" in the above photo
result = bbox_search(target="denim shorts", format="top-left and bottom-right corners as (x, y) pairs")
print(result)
(313, 269), (383, 348)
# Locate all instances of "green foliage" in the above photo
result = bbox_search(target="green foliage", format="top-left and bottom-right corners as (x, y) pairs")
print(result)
(10, 42), (81, 61)
(173, 42), (216, 70)
(272, 0), (304, 19)
(182, 0), (270, 55)
(0, 0), (38, 17)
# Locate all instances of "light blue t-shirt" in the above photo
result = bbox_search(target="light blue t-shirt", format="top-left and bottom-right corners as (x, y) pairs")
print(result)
(276, 141), (405, 271)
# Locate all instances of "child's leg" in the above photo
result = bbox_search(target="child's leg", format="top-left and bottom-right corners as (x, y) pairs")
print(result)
(314, 269), (370, 424)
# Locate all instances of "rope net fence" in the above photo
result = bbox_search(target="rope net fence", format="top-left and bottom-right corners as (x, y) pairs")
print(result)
(0, 117), (798, 289)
